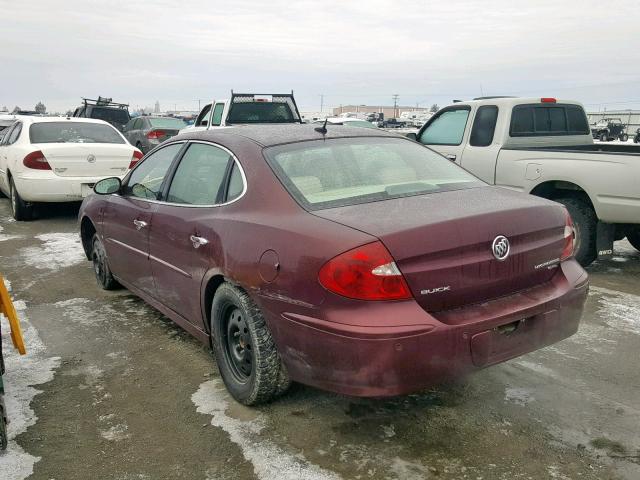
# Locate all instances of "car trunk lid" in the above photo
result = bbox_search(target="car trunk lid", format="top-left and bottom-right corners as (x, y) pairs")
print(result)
(36, 143), (132, 177)
(312, 186), (568, 313)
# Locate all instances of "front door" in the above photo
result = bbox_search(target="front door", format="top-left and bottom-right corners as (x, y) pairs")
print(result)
(149, 142), (236, 326)
(417, 106), (471, 164)
(102, 142), (184, 294)
(460, 104), (501, 183)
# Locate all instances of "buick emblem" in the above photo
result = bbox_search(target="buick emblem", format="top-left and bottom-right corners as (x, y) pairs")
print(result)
(87, 154), (96, 163)
(492, 235), (510, 261)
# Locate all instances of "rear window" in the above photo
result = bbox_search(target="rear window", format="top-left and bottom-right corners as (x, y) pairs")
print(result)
(148, 117), (187, 129)
(510, 104), (589, 136)
(30, 122), (125, 144)
(265, 137), (484, 210)
(227, 102), (295, 124)
(89, 107), (130, 125)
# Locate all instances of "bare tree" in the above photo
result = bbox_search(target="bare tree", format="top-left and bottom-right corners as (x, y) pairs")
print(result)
(12, 106), (21, 114)
(429, 104), (439, 113)
(35, 102), (46, 114)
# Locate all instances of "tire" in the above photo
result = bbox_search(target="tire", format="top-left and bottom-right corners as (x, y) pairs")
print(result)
(9, 177), (33, 221)
(0, 398), (7, 451)
(556, 197), (597, 267)
(211, 283), (283, 405)
(599, 132), (608, 142)
(627, 227), (640, 252)
(620, 134), (628, 142)
(91, 234), (120, 290)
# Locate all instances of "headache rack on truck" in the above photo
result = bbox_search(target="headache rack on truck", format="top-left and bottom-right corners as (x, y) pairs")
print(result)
(227, 91), (302, 125)
(81, 97), (129, 109)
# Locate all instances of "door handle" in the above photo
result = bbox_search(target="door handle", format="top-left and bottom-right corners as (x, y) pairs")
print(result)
(446, 154), (457, 161)
(190, 235), (209, 249)
(133, 219), (148, 230)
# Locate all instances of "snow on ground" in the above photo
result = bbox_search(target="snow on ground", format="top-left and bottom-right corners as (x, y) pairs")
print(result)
(0, 224), (21, 243)
(19, 233), (85, 270)
(0, 278), (61, 480)
(590, 286), (640, 336)
(192, 379), (341, 480)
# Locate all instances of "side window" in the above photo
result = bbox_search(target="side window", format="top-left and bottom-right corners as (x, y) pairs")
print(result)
(195, 104), (212, 127)
(211, 103), (225, 127)
(123, 119), (135, 132)
(469, 106), (499, 147)
(1, 124), (15, 146)
(7, 123), (22, 145)
(419, 108), (470, 145)
(226, 162), (244, 202)
(166, 143), (232, 205)
(132, 118), (142, 130)
(125, 143), (183, 199)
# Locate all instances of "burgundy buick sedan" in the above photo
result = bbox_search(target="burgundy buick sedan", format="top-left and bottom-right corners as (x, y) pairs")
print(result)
(78, 125), (588, 405)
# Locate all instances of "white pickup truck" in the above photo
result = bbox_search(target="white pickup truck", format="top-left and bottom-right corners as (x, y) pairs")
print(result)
(410, 96), (640, 266)
(179, 92), (302, 135)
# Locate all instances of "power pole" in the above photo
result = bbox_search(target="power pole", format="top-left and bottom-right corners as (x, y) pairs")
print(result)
(319, 94), (324, 113)
(392, 94), (399, 118)
(195, 99), (203, 111)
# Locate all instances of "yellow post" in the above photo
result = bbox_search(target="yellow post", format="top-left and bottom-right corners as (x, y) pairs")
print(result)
(0, 274), (26, 355)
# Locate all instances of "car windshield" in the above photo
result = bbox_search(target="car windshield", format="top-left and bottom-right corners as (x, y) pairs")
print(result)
(90, 107), (130, 125)
(265, 137), (484, 210)
(148, 117), (187, 129)
(227, 102), (295, 124)
(30, 122), (125, 144)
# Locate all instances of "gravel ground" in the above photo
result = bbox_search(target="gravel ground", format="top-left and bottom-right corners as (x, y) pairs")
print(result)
(0, 200), (638, 480)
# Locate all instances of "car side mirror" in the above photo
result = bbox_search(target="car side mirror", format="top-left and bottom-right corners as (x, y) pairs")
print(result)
(405, 132), (417, 141)
(94, 177), (122, 195)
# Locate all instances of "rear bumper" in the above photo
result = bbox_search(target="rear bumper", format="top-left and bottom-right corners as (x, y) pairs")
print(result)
(14, 173), (113, 202)
(265, 260), (588, 397)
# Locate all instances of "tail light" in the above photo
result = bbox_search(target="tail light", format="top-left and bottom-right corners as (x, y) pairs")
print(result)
(560, 209), (574, 261)
(146, 130), (166, 139)
(318, 241), (412, 301)
(23, 150), (51, 170)
(541, 97), (557, 103)
(129, 149), (143, 169)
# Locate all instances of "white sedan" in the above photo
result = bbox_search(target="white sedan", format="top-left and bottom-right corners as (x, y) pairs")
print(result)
(0, 116), (142, 220)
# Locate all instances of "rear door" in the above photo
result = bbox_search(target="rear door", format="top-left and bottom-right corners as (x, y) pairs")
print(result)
(459, 105), (501, 183)
(148, 142), (240, 326)
(417, 105), (471, 163)
(102, 142), (184, 295)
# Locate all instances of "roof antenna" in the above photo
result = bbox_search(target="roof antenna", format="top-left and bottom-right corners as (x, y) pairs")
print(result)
(315, 117), (328, 134)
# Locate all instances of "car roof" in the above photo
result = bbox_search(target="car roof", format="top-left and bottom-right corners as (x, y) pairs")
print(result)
(15, 116), (115, 126)
(452, 97), (584, 108)
(176, 124), (399, 147)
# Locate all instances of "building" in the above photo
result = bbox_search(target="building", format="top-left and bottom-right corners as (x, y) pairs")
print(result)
(587, 110), (640, 135)
(332, 105), (432, 119)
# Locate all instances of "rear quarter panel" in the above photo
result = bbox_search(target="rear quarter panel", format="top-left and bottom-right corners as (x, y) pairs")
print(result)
(495, 149), (640, 224)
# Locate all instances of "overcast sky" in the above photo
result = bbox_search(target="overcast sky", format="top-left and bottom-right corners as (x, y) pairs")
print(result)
(2, 0), (639, 113)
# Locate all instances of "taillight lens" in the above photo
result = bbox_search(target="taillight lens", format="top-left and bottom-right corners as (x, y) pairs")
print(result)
(560, 209), (574, 261)
(23, 150), (51, 170)
(129, 149), (143, 169)
(318, 241), (412, 301)
(146, 130), (166, 139)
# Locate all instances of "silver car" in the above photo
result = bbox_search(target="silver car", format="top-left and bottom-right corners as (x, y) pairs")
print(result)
(122, 116), (186, 153)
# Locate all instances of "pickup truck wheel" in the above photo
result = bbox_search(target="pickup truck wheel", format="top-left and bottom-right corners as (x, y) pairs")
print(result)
(626, 228), (640, 252)
(599, 132), (607, 142)
(620, 134), (628, 142)
(211, 283), (282, 405)
(556, 197), (597, 266)
(9, 177), (33, 221)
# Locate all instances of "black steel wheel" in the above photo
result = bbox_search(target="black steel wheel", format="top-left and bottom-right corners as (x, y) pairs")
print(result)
(211, 283), (288, 405)
(556, 197), (597, 267)
(92, 234), (120, 290)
